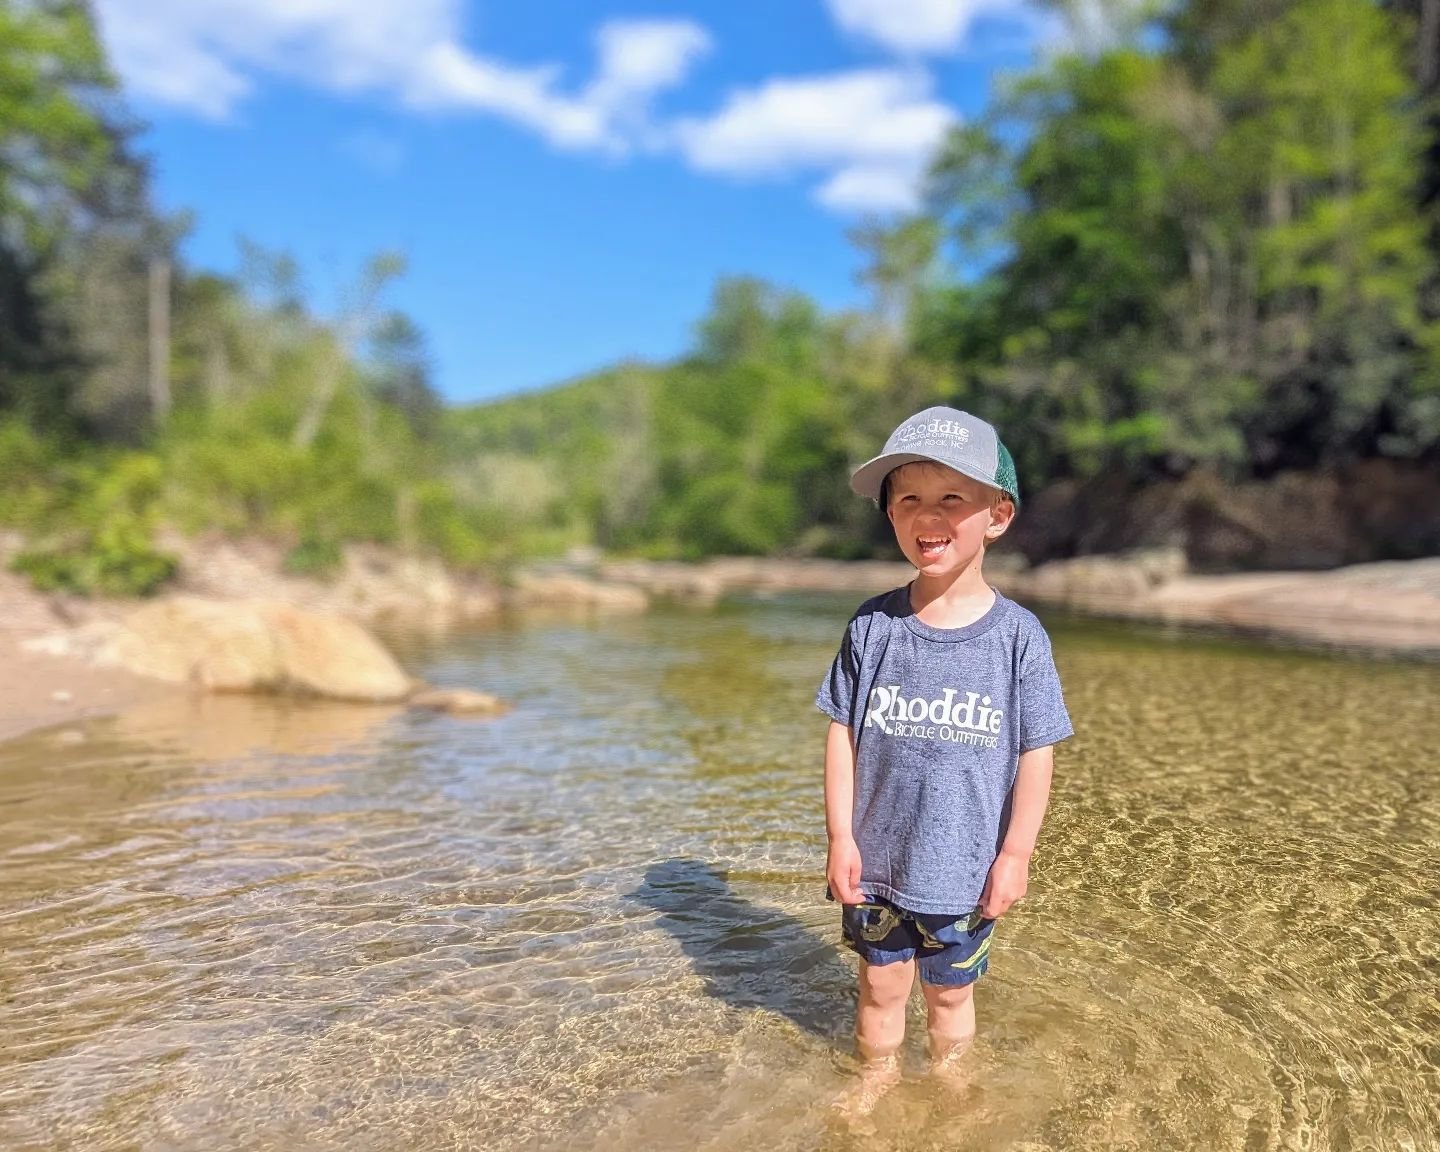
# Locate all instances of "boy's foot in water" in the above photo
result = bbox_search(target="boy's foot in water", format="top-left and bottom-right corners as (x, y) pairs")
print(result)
(831, 1052), (902, 1123)
(928, 1034), (974, 1093)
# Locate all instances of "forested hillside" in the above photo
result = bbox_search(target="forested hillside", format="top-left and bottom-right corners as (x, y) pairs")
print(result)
(4, 0), (1439, 594)
(450, 0), (1440, 566)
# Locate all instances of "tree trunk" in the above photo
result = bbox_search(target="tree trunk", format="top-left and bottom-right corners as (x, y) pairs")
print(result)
(148, 257), (172, 425)
(1421, 0), (1440, 90)
(292, 341), (343, 451)
(396, 486), (417, 554)
(204, 327), (230, 409)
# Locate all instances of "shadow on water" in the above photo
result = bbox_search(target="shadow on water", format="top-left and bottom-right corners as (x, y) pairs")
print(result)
(626, 857), (854, 1043)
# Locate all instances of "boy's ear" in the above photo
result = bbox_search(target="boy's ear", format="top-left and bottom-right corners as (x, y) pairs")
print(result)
(984, 496), (1016, 542)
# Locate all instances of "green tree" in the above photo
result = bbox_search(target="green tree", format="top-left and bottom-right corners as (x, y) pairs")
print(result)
(0, 0), (124, 431)
(922, 50), (1202, 478)
(916, 0), (1438, 485)
(1210, 0), (1437, 465)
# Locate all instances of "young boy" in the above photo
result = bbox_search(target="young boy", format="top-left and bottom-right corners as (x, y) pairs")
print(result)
(816, 405), (1073, 1117)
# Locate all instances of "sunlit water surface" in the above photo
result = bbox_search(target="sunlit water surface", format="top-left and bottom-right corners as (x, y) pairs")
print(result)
(1, 599), (1436, 1151)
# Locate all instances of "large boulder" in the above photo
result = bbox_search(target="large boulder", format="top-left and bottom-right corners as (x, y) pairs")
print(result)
(96, 597), (412, 702)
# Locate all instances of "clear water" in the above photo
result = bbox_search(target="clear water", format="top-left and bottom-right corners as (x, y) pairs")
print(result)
(1, 599), (1436, 1151)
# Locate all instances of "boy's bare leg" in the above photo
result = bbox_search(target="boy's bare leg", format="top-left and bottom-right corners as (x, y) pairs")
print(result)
(922, 980), (976, 1087)
(834, 957), (913, 1119)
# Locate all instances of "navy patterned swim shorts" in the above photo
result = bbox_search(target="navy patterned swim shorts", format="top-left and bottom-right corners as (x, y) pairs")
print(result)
(840, 897), (995, 987)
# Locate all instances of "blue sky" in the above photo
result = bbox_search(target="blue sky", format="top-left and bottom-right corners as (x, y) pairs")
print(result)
(93, 1), (1058, 404)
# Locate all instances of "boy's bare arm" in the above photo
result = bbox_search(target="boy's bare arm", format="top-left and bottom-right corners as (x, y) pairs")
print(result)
(824, 720), (864, 904)
(979, 743), (1055, 918)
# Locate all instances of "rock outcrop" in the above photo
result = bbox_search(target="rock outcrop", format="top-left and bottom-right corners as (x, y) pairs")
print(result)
(1010, 461), (1440, 570)
(162, 534), (503, 631)
(997, 552), (1440, 653)
(510, 571), (650, 613)
(34, 597), (414, 702)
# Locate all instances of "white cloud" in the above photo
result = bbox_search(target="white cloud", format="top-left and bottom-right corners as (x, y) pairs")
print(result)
(408, 19), (712, 151)
(91, 1), (969, 214)
(674, 70), (955, 212)
(816, 166), (923, 213)
(93, 0), (710, 153)
(94, 0), (457, 114)
(591, 21), (712, 109)
(827, 0), (1033, 55)
(97, 6), (254, 119)
(586, 20), (714, 148)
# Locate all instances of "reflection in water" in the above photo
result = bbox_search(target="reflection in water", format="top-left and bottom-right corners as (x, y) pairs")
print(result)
(0, 601), (1436, 1151)
(110, 691), (405, 762)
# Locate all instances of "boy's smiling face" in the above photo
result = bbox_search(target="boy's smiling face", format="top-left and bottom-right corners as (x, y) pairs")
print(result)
(885, 461), (1014, 575)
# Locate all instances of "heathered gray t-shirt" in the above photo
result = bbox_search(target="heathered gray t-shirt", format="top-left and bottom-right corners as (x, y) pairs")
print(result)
(816, 586), (1073, 914)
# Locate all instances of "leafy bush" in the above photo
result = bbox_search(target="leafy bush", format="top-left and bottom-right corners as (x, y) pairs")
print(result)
(0, 420), (66, 531)
(12, 520), (178, 597)
(10, 452), (178, 597)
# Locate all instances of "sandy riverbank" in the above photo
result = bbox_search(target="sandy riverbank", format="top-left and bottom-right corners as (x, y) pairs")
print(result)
(0, 570), (175, 743)
(0, 648), (173, 745)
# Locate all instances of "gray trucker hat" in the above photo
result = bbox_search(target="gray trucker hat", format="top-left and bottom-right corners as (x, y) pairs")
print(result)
(850, 405), (1020, 505)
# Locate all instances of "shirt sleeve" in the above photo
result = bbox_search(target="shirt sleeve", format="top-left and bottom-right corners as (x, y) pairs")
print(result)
(1018, 625), (1074, 752)
(815, 617), (861, 727)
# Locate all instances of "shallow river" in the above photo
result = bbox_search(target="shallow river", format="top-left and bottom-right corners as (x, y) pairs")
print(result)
(1, 598), (1437, 1151)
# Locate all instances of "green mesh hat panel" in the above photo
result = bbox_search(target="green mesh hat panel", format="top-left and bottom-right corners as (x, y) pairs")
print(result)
(993, 439), (1020, 506)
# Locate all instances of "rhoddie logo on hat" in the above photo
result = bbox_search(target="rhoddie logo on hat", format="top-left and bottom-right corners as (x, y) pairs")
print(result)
(897, 418), (970, 445)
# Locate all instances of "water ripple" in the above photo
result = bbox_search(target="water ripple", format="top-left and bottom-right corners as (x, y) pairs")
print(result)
(0, 608), (1435, 1150)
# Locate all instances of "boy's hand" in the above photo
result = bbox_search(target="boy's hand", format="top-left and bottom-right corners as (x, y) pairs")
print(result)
(826, 836), (864, 905)
(978, 848), (1029, 919)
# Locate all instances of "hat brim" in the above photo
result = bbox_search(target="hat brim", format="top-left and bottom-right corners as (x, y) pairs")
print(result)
(849, 452), (1008, 502)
